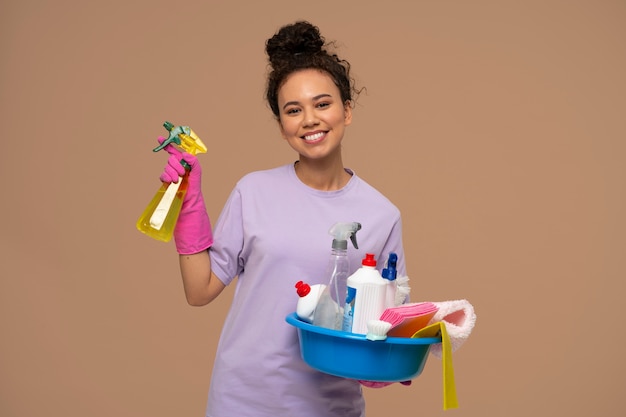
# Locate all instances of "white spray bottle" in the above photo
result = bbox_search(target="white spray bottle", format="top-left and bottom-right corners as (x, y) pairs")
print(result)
(382, 252), (399, 307)
(312, 222), (362, 330)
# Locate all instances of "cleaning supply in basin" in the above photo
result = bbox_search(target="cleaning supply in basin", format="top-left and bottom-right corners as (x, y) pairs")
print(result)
(312, 222), (361, 330)
(295, 281), (326, 323)
(365, 320), (392, 341)
(342, 253), (387, 334)
(136, 121), (207, 242)
(426, 299), (476, 358)
(381, 252), (398, 307)
(394, 274), (411, 305)
(413, 321), (458, 410)
(380, 302), (439, 337)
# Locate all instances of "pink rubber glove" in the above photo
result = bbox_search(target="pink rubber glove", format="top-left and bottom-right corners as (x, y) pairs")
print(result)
(359, 380), (412, 388)
(158, 137), (213, 255)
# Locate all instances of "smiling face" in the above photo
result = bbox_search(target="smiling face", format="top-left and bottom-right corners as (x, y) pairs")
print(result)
(277, 69), (352, 163)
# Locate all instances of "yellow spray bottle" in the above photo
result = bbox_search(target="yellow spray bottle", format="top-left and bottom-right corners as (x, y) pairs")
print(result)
(136, 121), (207, 242)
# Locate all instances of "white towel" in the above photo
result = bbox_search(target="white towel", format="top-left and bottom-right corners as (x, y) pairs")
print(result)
(395, 275), (411, 305)
(427, 299), (476, 358)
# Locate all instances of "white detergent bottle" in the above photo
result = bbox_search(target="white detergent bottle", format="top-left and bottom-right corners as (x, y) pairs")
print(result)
(382, 252), (399, 307)
(313, 222), (362, 330)
(295, 281), (326, 323)
(342, 253), (387, 334)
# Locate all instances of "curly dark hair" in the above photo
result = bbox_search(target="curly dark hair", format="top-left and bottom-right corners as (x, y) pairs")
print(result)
(265, 21), (360, 119)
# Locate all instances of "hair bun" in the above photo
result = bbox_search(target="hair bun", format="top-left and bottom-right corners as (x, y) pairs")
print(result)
(266, 21), (325, 66)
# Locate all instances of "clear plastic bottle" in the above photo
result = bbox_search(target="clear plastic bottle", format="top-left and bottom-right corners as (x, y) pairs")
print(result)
(312, 222), (361, 330)
(342, 253), (388, 334)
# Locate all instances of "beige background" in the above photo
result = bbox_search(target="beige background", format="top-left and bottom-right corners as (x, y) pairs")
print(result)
(1, 1), (624, 416)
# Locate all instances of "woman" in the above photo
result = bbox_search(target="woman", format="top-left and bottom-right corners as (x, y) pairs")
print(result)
(159, 21), (407, 417)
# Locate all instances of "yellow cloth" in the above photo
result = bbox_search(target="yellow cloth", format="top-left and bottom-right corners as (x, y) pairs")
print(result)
(412, 322), (459, 410)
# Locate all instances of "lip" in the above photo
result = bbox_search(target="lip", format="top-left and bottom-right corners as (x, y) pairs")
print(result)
(301, 130), (327, 143)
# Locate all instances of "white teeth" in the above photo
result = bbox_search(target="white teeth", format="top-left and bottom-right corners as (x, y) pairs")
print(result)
(304, 132), (324, 141)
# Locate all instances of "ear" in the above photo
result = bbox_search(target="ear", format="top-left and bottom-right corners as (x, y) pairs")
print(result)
(344, 101), (353, 126)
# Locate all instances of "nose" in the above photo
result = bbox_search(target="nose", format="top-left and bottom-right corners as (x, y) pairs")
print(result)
(302, 109), (319, 127)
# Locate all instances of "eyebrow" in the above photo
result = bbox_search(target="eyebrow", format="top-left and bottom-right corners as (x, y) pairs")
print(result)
(282, 93), (333, 110)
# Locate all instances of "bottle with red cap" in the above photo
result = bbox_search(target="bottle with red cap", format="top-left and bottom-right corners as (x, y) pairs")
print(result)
(294, 281), (326, 323)
(342, 253), (388, 334)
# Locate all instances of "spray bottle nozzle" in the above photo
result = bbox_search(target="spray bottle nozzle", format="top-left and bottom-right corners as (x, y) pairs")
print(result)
(382, 252), (398, 281)
(329, 222), (362, 250)
(153, 121), (208, 154)
(152, 121), (208, 169)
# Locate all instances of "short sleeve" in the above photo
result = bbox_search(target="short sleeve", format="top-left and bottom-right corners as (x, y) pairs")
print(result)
(209, 187), (245, 286)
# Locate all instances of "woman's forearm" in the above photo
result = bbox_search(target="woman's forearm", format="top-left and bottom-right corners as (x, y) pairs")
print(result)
(179, 251), (226, 306)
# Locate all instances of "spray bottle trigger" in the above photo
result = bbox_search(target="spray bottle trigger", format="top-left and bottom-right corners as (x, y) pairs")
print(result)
(153, 121), (208, 154)
(152, 124), (183, 152)
(350, 222), (362, 249)
(350, 232), (359, 249)
(152, 121), (208, 170)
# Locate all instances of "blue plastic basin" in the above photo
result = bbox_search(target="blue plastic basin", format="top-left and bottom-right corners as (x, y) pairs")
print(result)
(286, 312), (441, 382)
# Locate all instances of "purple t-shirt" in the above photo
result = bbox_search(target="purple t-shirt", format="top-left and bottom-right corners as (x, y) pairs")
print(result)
(206, 163), (406, 417)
